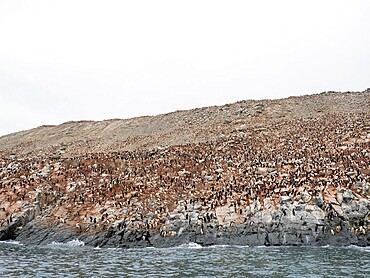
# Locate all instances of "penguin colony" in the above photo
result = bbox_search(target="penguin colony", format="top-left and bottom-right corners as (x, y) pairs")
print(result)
(0, 91), (369, 241)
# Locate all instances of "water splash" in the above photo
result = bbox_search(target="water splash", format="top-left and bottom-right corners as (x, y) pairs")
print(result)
(207, 244), (249, 249)
(49, 239), (85, 247)
(176, 242), (202, 249)
(0, 240), (22, 245)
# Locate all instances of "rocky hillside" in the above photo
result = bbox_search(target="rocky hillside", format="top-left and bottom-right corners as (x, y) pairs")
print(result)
(1, 90), (368, 157)
(0, 89), (369, 248)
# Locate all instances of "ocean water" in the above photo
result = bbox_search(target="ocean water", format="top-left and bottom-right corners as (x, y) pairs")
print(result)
(0, 241), (369, 277)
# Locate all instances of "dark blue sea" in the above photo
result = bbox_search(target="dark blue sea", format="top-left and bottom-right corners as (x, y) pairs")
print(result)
(1, 240), (369, 277)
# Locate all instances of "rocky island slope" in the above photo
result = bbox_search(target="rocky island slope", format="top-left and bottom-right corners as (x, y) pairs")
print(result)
(1, 90), (369, 247)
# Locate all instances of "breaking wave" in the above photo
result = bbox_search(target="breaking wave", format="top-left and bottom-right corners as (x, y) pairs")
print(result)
(48, 239), (85, 247)
(176, 242), (203, 249)
(0, 240), (22, 245)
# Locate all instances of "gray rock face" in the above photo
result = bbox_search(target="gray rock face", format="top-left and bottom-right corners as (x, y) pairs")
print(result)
(314, 196), (324, 208)
(342, 190), (353, 203)
(301, 191), (311, 203)
(2, 189), (368, 248)
(91, 196), (366, 248)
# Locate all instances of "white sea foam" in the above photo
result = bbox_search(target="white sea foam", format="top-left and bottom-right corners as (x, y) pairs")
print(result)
(0, 240), (22, 245)
(176, 242), (203, 249)
(207, 244), (229, 249)
(49, 239), (85, 247)
(348, 245), (370, 252)
(206, 244), (249, 249)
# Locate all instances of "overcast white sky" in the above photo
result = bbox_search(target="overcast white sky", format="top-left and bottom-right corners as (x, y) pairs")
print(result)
(0, 0), (369, 136)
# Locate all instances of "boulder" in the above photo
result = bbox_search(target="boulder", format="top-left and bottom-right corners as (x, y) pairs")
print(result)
(300, 191), (311, 203)
(281, 196), (292, 204)
(343, 190), (353, 203)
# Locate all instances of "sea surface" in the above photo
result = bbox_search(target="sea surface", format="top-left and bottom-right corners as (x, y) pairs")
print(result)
(0, 240), (369, 277)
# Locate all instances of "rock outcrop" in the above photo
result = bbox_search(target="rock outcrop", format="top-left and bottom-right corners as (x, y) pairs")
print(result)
(0, 90), (369, 247)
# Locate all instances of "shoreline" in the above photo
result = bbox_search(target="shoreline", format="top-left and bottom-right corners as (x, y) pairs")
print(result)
(2, 191), (368, 248)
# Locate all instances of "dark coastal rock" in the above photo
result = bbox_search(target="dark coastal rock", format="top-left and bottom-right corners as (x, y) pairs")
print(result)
(2, 194), (367, 248)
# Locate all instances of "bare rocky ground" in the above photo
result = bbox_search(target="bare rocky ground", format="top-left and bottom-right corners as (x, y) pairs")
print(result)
(0, 89), (369, 247)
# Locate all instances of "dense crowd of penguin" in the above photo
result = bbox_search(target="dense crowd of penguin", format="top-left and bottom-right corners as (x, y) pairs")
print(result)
(0, 111), (369, 238)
